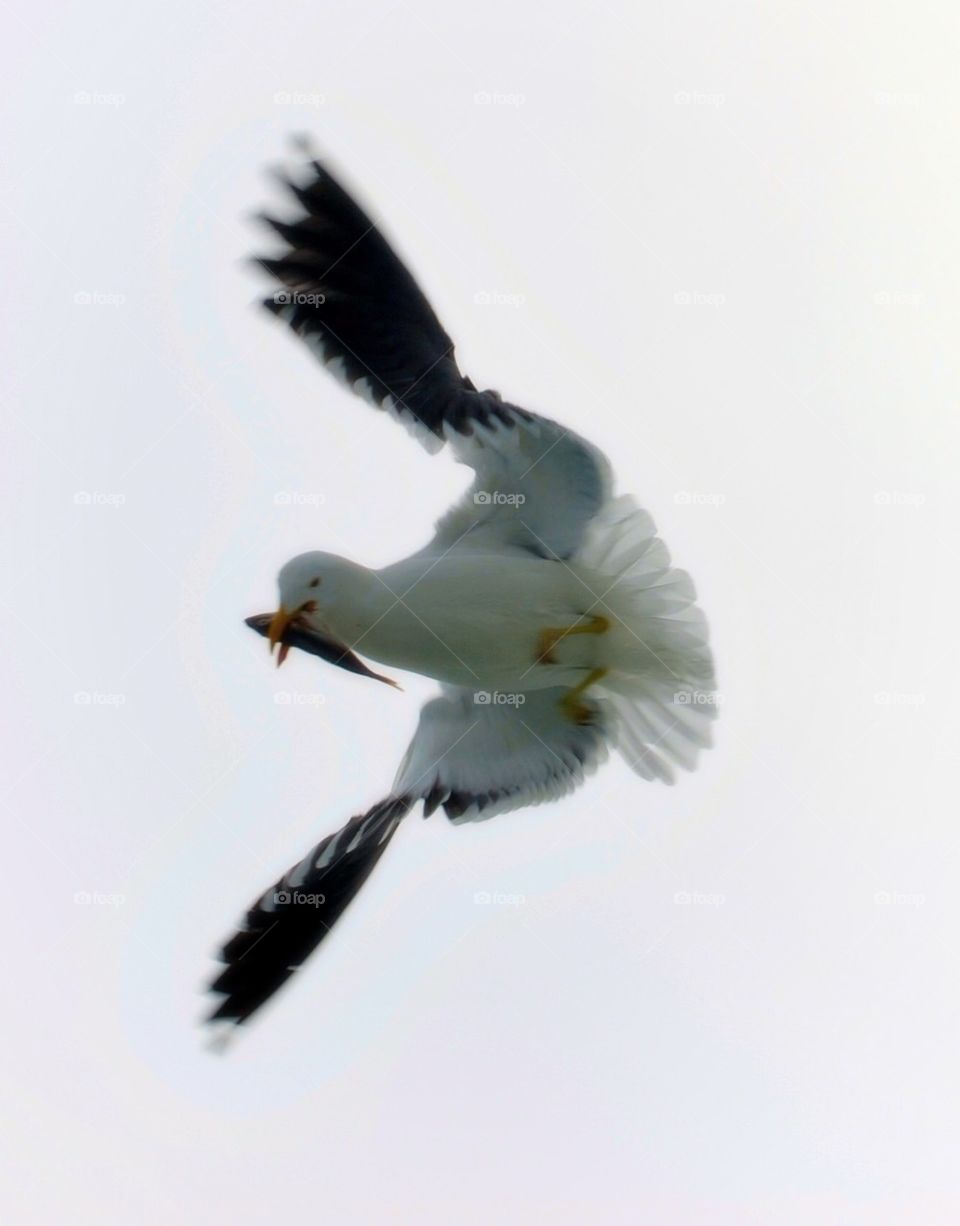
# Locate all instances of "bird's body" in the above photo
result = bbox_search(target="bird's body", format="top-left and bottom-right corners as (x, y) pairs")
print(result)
(346, 551), (597, 692)
(207, 141), (718, 1031)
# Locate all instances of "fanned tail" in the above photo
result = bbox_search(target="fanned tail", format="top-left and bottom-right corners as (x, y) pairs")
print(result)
(576, 496), (717, 782)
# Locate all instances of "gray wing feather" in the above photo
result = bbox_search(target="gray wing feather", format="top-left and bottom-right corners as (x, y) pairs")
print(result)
(393, 686), (611, 823)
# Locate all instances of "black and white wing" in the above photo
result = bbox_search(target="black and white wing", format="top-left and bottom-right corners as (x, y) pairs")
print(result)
(255, 145), (610, 561)
(207, 682), (615, 1028)
(208, 798), (409, 1027)
(393, 686), (611, 823)
(209, 146), (663, 1033)
(207, 690), (609, 1028)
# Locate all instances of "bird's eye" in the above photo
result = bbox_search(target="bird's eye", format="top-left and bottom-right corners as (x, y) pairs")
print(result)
(308, 578), (320, 589)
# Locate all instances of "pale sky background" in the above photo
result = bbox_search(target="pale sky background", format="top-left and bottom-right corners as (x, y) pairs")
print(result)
(3, 1), (960, 1222)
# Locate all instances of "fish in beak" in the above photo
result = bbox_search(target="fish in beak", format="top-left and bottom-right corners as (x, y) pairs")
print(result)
(247, 613), (401, 688)
(267, 597), (321, 663)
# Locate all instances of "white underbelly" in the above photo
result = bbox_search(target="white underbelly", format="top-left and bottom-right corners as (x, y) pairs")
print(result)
(358, 553), (598, 690)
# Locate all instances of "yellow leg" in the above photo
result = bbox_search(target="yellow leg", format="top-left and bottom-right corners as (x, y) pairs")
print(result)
(561, 667), (609, 726)
(535, 614), (610, 665)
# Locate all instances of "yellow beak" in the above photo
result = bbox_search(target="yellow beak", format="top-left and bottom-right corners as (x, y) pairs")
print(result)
(267, 606), (292, 654)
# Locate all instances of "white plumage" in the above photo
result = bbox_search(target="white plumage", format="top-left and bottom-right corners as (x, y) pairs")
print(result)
(207, 144), (717, 1029)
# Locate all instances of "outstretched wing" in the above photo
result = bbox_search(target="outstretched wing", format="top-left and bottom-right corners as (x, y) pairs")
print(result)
(257, 150), (474, 437)
(206, 690), (610, 1027)
(422, 415), (610, 561)
(393, 686), (612, 823)
(254, 144), (609, 560)
(208, 798), (409, 1027)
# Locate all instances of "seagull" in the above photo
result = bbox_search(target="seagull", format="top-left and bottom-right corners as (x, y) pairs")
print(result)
(206, 141), (717, 1030)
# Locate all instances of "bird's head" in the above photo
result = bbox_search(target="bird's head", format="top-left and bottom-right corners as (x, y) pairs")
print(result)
(255, 551), (399, 687)
(267, 551), (357, 663)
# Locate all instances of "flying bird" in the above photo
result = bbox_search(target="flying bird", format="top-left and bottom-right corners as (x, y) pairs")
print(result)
(207, 141), (717, 1030)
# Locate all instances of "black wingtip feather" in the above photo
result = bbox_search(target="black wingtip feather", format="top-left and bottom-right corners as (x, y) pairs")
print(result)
(250, 140), (494, 436)
(207, 798), (411, 1027)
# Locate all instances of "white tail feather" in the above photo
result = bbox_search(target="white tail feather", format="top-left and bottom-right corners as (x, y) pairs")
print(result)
(575, 496), (717, 779)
